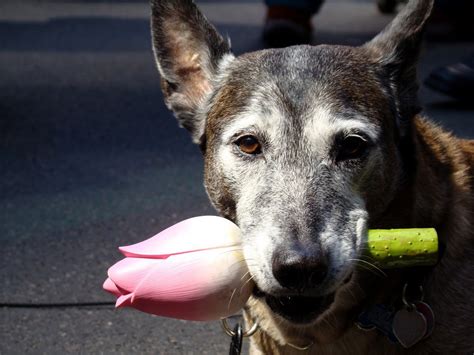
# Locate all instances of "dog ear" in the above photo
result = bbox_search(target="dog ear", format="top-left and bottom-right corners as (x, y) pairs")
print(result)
(364, 0), (434, 135)
(150, 0), (232, 143)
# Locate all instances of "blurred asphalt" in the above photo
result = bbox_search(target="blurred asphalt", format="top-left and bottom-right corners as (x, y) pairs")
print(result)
(0, 0), (473, 353)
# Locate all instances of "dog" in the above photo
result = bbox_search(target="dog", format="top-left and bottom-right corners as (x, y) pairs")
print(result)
(150, 0), (474, 353)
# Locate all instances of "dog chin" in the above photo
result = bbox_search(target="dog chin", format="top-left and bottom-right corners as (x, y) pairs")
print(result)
(252, 287), (335, 325)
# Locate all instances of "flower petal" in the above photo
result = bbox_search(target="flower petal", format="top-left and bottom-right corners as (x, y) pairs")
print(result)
(118, 216), (241, 258)
(102, 277), (122, 297)
(107, 246), (253, 321)
(107, 257), (159, 293)
(116, 293), (134, 308)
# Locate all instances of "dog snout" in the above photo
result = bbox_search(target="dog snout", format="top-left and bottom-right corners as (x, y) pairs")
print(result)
(271, 249), (328, 292)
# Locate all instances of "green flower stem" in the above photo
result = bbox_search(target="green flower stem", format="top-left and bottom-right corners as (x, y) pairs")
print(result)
(365, 228), (438, 269)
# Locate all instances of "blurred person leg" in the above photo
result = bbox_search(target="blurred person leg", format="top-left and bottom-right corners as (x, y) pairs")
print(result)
(263, 0), (324, 47)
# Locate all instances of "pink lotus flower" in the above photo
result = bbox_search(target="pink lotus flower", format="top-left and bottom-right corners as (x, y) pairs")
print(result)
(103, 216), (253, 321)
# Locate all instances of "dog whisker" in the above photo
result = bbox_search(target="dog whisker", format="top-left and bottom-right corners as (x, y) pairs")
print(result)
(240, 271), (253, 281)
(227, 288), (238, 310)
(216, 247), (244, 256)
(240, 275), (255, 294)
(349, 258), (387, 278)
(354, 263), (386, 278)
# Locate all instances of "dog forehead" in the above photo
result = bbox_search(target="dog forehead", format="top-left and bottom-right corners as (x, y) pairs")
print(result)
(206, 45), (386, 142)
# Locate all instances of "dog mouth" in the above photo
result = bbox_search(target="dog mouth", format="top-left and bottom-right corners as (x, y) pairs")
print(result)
(253, 287), (335, 324)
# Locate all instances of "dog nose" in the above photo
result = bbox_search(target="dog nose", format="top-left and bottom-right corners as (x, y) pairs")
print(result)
(272, 250), (328, 292)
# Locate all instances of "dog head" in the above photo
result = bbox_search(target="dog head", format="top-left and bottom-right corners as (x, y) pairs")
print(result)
(151, 0), (433, 324)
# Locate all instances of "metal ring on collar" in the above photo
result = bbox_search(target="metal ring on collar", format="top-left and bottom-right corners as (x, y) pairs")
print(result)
(402, 283), (424, 308)
(221, 317), (259, 338)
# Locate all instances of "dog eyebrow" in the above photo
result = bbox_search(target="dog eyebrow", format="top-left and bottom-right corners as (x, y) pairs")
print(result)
(220, 111), (282, 144)
(331, 118), (380, 141)
(305, 106), (381, 144)
(219, 104), (380, 148)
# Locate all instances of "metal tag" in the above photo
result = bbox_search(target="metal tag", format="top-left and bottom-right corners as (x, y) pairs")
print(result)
(229, 323), (243, 355)
(414, 301), (435, 339)
(392, 307), (427, 348)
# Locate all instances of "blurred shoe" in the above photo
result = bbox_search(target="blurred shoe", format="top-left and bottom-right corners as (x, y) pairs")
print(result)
(263, 6), (312, 48)
(424, 56), (474, 101)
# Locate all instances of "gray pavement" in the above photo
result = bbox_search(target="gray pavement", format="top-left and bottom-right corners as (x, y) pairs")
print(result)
(1, 0), (473, 354)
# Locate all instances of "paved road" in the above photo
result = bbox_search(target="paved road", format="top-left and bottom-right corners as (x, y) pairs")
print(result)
(1, 0), (473, 353)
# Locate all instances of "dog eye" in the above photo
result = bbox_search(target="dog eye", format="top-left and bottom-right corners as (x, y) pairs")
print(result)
(337, 135), (368, 161)
(235, 135), (262, 155)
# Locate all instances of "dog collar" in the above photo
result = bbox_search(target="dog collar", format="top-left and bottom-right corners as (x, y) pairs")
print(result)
(356, 283), (435, 349)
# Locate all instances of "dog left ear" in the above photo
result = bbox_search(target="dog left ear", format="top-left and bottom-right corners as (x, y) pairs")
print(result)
(364, 0), (434, 135)
(150, 0), (232, 144)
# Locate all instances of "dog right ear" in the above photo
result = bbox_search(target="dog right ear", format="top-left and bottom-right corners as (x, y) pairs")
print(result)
(364, 0), (433, 136)
(150, 0), (232, 143)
